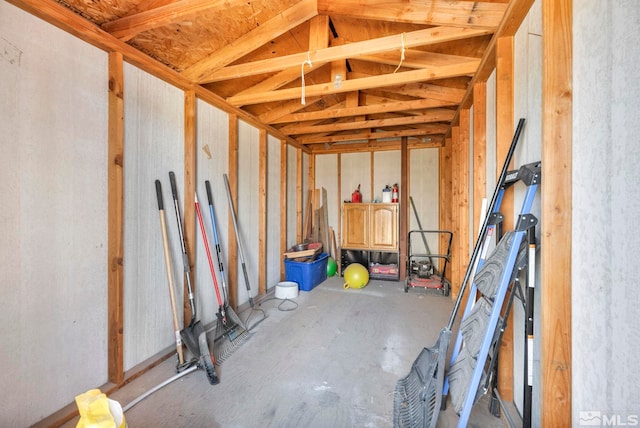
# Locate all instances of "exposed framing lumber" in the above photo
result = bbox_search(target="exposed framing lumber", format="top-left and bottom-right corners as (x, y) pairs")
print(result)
(102, 0), (236, 41)
(269, 98), (457, 124)
(358, 50), (480, 70)
(279, 109), (455, 135)
(296, 127), (447, 145)
(183, 90), (197, 325)
(107, 51), (125, 385)
(296, 148), (304, 243)
(206, 27), (490, 83)
(399, 137), (409, 280)
(449, 125), (461, 297)
(227, 60), (479, 106)
(317, 0), (507, 29)
(495, 35), (515, 402)
(458, 108), (471, 292)
(182, 0), (318, 82)
(280, 140), (288, 280)
(227, 115), (239, 308)
(541, 0), (572, 425)
(259, 129), (267, 295)
(472, 82), (487, 238)
(309, 138), (443, 154)
(439, 136), (453, 283)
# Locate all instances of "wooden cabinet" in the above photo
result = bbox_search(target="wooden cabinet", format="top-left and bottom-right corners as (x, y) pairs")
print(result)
(370, 204), (398, 250)
(341, 203), (399, 280)
(342, 203), (398, 250)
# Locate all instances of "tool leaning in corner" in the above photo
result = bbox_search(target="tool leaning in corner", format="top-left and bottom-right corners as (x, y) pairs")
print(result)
(129, 179), (218, 414)
(223, 173), (267, 330)
(195, 183), (250, 364)
(168, 171), (219, 385)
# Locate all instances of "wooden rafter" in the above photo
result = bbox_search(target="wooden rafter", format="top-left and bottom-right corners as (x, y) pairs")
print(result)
(279, 108), (455, 135)
(296, 125), (447, 144)
(203, 26), (490, 83)
(269, 97), (456, 124)
(317, 0), (507, 29)
(228, 60), (480, 106)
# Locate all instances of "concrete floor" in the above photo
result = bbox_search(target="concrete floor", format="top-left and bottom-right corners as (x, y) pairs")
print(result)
(64, 277), (508, 427)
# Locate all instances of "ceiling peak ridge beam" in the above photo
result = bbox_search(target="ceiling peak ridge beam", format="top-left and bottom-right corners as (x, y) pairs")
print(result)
(270, 98), (457, 124)
(228, 59), (480, 106)
(102, 0), (240, 41)
(317, 0), (507, 29)
(181, 0), (318, 82)
(203, 26), (491, 83)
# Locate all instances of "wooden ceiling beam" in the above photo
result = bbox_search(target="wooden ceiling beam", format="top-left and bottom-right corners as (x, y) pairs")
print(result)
(228, 59), (479, 105)
(308, 137), (444, 154)
(280, 108), (455, 135)
(270, 97), (456, 124)
(204, 26), (491, 83)
(233, 15), (330, 106)
(317, 0), (507, 30)
(102, 0), (236, 41)
(296, 126), (448, 144)
(181, 0), (318, 82)
(357, 50), (481, 69)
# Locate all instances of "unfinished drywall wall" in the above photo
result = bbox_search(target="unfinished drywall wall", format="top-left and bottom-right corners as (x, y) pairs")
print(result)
(315, 154), (339, 249)
(408, 148), (440, 253)
(373, 150), (401, 202)
(286, 145), (298, 247)
(122, 63), (184, 370)
(266, 134), (282, 289)
(341, 152), (371, 203)
(235, 120), (260, 304)
(196, 99), (230, 326)
(573, 1), (640, 424)
(0, 2), (108, 425)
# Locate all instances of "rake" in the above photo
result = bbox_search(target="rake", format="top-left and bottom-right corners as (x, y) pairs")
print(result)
(195, 189), (250, 364)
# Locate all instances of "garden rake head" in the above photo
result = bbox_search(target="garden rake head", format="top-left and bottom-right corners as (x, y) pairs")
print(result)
(212, 304), (252, 364)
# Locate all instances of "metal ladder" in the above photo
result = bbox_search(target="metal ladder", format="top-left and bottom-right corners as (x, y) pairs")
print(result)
(445, 161), (540, 427)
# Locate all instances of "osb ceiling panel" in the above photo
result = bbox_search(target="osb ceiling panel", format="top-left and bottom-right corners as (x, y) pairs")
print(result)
(46, 0), (513, 152)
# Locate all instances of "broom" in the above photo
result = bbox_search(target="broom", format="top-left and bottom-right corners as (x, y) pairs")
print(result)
(195, 191), (250, 364)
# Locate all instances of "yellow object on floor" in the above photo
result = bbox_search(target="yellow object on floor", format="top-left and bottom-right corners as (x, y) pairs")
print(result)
(75, 389), (126, 428)
(343, 263), (370, 289)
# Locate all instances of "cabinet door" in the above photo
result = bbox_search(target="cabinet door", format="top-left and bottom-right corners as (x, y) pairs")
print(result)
(342, 204), (369, 249)
(369, 204), (398, 250)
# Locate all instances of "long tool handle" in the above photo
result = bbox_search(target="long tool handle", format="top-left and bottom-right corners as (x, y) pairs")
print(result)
(223, 174), (255, 308)
(205, 180), (230, 307)
(409, 196), (434, 266)
(169, 172), (196, 321)
(155, 180), (184, 365)
(194, 193), (226, 321)
(447, 118), (525, 329)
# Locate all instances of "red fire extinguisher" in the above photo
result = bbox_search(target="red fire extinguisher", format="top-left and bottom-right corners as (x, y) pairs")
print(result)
(352, 184), (362, 203)
(392, 183), (399, 203)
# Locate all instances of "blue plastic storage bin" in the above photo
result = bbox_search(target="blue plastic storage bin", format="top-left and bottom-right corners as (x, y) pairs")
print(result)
(284, 253), (328, 292)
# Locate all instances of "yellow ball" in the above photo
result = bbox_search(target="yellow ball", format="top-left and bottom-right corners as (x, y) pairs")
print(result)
(343, 263), (369, 289)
